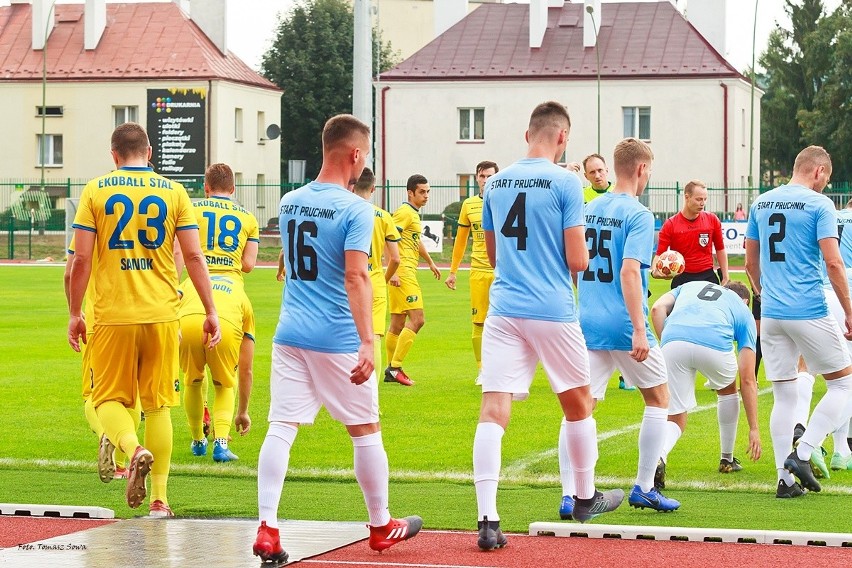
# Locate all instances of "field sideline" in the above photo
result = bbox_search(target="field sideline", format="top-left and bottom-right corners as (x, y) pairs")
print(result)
(0, 264), (850, 534)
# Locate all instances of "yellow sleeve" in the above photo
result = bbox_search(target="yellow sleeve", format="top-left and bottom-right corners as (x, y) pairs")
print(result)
(243, 295), (255, 339)
(72, 184), (96, 231)
(247, 213), (260, 242)
(384, 212), (401, 241)
(450, 225), (471, 273)
(174, 184), (197, 229)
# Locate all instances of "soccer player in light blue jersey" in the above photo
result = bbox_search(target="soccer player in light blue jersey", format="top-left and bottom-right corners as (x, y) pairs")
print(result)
(837, 200), (852, 268)
(473, 101), (623, 551)
(253, 115), (421, 564)
(745, 145), (852, 498)
(650, 281), (761, 484)
(572, 138), (680, 514)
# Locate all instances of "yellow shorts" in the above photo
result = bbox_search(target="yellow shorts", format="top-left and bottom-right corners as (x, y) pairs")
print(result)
(81, 328), (95, 399)
(470, 269), (494, 324)
(88, 321), (180, 411)
(388, 270), (424, 314)
(179, 314), (241, 389)
(371, 279), (388, 336)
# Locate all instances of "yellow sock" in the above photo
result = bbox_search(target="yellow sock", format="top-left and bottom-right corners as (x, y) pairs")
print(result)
(472, 324), (483, 368)
(212, 384), (234, 440)
(115, 398), (143, 468)
(374, 335), (383, 372)
(96, 401), (139, 458)
(84, 398), (103, 438)
(391, 327), (416, 368)
(144, 407), (173, 505)
(385, 331), (399, 368)
(184, 378), (205, 441)
(201, 376), (209, 406)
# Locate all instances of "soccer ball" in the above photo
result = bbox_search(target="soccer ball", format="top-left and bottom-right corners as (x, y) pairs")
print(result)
(655, 250), (685, 278)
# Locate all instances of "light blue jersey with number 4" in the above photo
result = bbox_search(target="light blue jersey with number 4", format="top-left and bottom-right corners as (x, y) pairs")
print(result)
(273, 182), (373, 353)
(578, 192), (656, 351)
(745, 184), (837, 320)
(481, 158), (585, 322)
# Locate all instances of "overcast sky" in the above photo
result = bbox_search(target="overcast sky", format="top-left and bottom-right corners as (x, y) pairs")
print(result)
(3, 0), (843, 72)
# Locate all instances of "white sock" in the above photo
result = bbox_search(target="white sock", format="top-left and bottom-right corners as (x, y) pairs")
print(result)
(473, 422), (504, 521)
(793, 371), (815, 427)
(717, 393), (740, 459)
(257, 422), (298, 529)
(558, 418), (575, 497)
(660, 420), (682, 463)
(352, 431), (391, 527)
(564, 416), (598, 500)
(636, 406), (668, 492)
(797, 375), (852, 460)
(770, 381), (798, 477)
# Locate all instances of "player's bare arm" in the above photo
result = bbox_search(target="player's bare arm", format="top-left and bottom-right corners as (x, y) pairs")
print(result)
(345, 249), (374, 385)
(716, 246), (730, 285)
(173, 237), (185, 279)
(68, 228), (95, 352)
(384, 240), (400, 284)
(819, 236), (852, 339)
(563, 225), (589, 275)
(736, 348), (761, 461)
(446, 225), (471, 290)
(418, 236), (441, 279)
(235, 335), (255, 436)
(177, 228), (222, 348)
(241, 240), (259, 273)
(744, 238), (762, 297)
(621, 258), (649, 362)
(484, 230), (496, 269)
(276, 249), (286, 281)
(650, 292), (676, 339)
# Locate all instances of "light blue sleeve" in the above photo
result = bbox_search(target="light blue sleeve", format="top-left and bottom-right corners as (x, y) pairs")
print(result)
(482, 189), (493, 232)
(562, 176), (585, 230)
(344, 201), (373, 254)
(732, 301), (757, 352)
(624, 209), (654, 267)
(745, 208), (759, 240)
(816, 199), (839, 241)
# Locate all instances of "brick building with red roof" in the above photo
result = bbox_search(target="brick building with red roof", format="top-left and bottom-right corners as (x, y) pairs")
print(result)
(374, 0), (762, 219)
(0, 0), (282, 222)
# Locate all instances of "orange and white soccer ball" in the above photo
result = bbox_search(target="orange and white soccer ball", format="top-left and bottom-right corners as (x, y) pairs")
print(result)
(655, 250), (685, 278)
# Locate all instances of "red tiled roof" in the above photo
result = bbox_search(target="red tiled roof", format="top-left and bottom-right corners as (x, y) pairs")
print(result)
(0, 2), (279, 90)
(381, 2), (743, 81)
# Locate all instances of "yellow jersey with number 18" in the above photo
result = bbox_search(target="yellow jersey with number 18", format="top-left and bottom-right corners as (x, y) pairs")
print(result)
(392, 202), (421, 271)
(192, 196), (260, 276)
(72, 166), (196, 325)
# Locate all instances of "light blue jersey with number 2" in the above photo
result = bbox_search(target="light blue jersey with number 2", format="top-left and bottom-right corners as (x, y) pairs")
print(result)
(578, 192), (656, 351)
(273, 182), (373, 353)
(481, 158), (585, 322)
(745, 184), (837, 320)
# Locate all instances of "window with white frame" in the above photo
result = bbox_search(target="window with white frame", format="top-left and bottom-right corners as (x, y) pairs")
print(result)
(113, 106), (138, 127)
(257, 111), (265, 143)
(622, 107), (651, 140)
(459, 108), (484, 141)
(235, 108), (244, 142)
(37, 134), (63, 167)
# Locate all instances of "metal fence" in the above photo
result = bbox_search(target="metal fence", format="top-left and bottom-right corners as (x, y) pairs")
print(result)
(3, 177), (851, 260)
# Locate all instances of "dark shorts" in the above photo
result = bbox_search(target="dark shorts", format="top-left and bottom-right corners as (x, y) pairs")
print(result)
(751, 292), (761, 321)
(671, 268), (719, 290)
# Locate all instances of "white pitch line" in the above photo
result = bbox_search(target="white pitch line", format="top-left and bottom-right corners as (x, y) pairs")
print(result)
(300, 561), (502, 568)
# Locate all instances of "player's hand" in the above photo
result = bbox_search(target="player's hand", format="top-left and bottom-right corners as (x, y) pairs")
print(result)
(445, 272), (457, 290)
(68, 315), (87, 352)
(235, 412), (251, 436)
(629, 330), (649, 362)
(651, 267), (672, 280)
(720, 276), (731, 286)
(350, 343), (375, 385)
(565, 162), (581, 173)
(389, 274), (401, 287)
(203, 313), (221, 349)
(430, 263), (441, 280)
(747, 429), (761, 461)
(276, 268), (286, 282)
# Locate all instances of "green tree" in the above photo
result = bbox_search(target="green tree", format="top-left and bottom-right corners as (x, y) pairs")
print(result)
(759, 0), (851, 183)
(261, 0), (399, 180)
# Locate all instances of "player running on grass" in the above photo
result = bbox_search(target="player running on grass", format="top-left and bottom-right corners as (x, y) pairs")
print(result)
(253, 115), (421, 564)
(474, 101), (623, 552)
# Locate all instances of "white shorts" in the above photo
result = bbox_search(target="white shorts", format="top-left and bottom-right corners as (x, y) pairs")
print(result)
(761, 316), (852, 380)
(589, 346), (667, 400)
(661, 341), (738, 415)
(480, 316), (590, 400)
(268, 344), (379, 425)
(824, 287), (852, 357)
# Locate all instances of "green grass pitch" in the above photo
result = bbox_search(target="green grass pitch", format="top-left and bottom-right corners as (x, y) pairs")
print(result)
(0, 264), (850, 533)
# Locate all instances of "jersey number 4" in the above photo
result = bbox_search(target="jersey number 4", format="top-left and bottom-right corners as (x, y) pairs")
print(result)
(500, 193), (528, 250)
(286, 219), (318, 281)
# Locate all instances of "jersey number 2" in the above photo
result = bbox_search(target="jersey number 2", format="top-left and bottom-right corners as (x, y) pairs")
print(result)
(287, 219), (318, 281)
(768, 212), (786, 262)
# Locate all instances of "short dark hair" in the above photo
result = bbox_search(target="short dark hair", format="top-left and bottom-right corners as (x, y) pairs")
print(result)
(111, 122), (150, 159)
(724, 281), (751, 304)
(205, 163), (234, 193)
(476, 160), (498, 175)
(322, 114), (370, 151)
(354, 167), (375, 193)
(582, 153), (607, 170)
(407, 174), (428, 192)
(528, 101), (571, 136)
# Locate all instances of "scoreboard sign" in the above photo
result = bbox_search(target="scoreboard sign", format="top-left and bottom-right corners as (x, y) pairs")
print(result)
(146, 88), (206, 187)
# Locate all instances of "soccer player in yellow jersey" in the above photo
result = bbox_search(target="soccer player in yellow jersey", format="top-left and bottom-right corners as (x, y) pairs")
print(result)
(352, 167), (401, 370)
(385, 174), (441, 385)
(179, 274), (255, 462)
(445, 161), (498, 382)
(68, 122), (221, 518)
(65, 237), (141, 482)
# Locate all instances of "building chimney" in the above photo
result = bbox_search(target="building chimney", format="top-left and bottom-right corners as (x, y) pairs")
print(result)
(31, 0), (55, 50)
(584, 0), (601, 48)
(84, 0), (106, 50)
(434, 0), (468, 38)
(530, 0), (563, 49)
(685, 0), (730, 64)
(190, 0), (227, 55)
